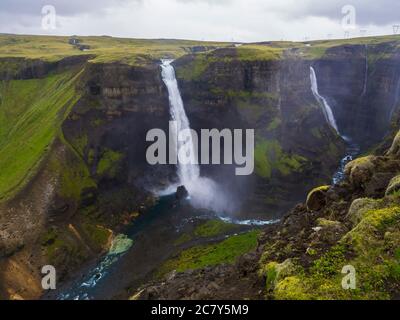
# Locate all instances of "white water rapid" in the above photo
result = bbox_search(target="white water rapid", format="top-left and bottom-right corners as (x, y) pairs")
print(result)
(310, 66), (340, 135)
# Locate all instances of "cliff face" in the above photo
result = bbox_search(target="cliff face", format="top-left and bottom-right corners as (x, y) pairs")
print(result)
(313, 42), (400, 147)
(0, 59), (173, 299)
(2, 38), (400, 300)
(174, 48), (345, 218)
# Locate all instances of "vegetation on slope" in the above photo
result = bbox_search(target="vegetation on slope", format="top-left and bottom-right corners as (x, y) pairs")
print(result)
(259, 131), (400, 300)
(159, 230), (260, 277)
(0, 68), (84, 200)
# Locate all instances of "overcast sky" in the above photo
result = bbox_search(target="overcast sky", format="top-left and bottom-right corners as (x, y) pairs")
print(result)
(0, 0), (399, 42)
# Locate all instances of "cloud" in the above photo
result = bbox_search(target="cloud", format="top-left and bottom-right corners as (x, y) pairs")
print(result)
(0, 0), (398, 41)
(275, 0), (400, 26)
(0, 0), (134, 16)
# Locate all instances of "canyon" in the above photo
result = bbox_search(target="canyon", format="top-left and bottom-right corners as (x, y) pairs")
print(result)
(0, 34), (399, 300)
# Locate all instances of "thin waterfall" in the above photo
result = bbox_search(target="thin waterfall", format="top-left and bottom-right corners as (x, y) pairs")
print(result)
(362, 45), (368, 97)
(161, 59), (200, 187)
(310, 66), (340, 135)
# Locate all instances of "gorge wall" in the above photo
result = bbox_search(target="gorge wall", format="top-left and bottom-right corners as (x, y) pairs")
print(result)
(1, 38), (400, 299)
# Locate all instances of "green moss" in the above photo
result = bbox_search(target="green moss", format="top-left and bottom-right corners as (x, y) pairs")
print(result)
(158, 230), (260, 276)
(177, 53), (210, 81)
(0, 69), (83, 201)
(275, 277), (312, 300)
(49, 139), (96, 201)
(264, 203), (400, 300)
(41, 227), (87, 266)
(174, 233), (193, 246)
(347, 198), (381, 226)
(386, 175), (400, 196)
(306, 186), (330, 204)
(311, 245), (347, 278)
(344, 206), (400, 255)
(255, 139), (306, 179)
(82, 223), (111, 249)
(194, 219), (239, 238)
(317, 219), (342, 228)
(97, 149), (124, 178)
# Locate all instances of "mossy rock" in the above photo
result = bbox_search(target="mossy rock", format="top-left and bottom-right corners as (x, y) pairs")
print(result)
(347, 198), (381, 226)
(345, 156), (375, 188)
(261, 259), (298, 292)
(343, 206), (400, 255)
(275, 276), (311, 300)
(386, 175), (400, 196)
(388, 130), (400, 157)
(306, 186), (330, 211)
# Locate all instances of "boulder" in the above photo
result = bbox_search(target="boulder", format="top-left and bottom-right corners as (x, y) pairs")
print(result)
(306, 186), (330, 211)
(347, 198), (381, 226)
(176, 186), (189, 201)
(386, 175), (400, 196)
(345, 156), (376, 189)
(388, 130), (400, 157)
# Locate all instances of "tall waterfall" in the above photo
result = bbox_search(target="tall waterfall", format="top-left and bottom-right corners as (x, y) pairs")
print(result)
(161, 59), (200, 187)
(160, 60), (233, 212)
(310, 66), (340, 135)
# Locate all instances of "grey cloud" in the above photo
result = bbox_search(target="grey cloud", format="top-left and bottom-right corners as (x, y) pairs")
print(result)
(0, 0), (135, 16)
(278, 0), (400, 26)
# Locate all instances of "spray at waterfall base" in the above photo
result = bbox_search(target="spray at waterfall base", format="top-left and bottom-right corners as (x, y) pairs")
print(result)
(146, 120), (255, 213)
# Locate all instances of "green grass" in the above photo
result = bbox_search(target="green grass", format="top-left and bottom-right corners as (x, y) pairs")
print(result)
(159, 230), (260, 276)
(0, 68), (84, 200)
(237, 44), (283, 61)
(0, 34), (231, 66)
(82, 223), (111, 249)
(194, 219), (240, 238)
(174, 219), (240, 246)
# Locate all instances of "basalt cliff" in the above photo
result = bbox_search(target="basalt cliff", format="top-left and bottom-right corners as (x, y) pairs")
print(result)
(0, 35), (400, 300)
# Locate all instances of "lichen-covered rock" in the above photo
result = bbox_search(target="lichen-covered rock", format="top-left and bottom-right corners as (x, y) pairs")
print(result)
(388, 130), (400, 157)
(345, 156), (376, 189)
(386, 175), (400, 196)
(306, 186), (330, 211)
(347, 198), (381, 226)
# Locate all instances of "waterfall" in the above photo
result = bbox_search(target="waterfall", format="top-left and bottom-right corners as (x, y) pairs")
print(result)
(160, 60), (233, 213)
(161, 59), (200, 187)
(362, 45), (368, 97)
(310, 66), (340, 135)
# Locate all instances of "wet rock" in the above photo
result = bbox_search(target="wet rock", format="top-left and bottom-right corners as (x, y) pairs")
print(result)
(175, 186), (189, 201)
